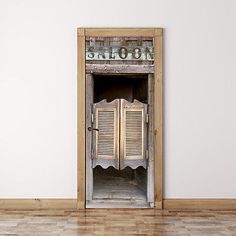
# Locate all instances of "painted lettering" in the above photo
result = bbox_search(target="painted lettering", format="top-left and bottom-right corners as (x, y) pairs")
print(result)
(118, 47), (128, 59)
(132, 48), (141, 59)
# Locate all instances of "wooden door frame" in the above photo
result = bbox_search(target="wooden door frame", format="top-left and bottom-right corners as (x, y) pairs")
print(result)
(77, 28), (163, 209)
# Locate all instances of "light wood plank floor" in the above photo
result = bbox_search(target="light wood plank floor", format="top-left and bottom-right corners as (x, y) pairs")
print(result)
(0, 209), (236, 235)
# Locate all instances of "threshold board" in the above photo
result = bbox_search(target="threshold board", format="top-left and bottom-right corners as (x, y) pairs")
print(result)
(86, 199), (150, 208)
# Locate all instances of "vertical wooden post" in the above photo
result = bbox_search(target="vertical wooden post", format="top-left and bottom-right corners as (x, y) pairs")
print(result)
(86, 74), (94, 201)
(77, 28), (86, 209)
(154, 29), (163, 209)
(147, 74), (154, 206)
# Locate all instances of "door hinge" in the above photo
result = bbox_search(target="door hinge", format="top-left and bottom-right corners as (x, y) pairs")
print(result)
(146, 114), (149, 123)
(146, 149), (149, 160)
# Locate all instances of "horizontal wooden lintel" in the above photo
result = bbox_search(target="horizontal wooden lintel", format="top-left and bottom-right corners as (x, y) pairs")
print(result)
(86, 64), (154, 74)
(77, 28), (163, 37)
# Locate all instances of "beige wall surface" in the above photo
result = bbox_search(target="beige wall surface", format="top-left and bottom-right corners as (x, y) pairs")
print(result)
(0, 0), (236, 198)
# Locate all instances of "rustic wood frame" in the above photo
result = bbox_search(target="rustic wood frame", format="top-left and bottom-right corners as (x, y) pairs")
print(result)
(77, 28), (163, 209)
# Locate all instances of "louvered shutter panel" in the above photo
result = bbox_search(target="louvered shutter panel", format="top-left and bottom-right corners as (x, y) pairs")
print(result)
(120, 99), (147, 170)
(92, 99), (119, 169)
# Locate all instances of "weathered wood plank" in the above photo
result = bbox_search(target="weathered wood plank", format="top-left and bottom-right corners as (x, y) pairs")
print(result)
(77, 29), (86, 209)
(92, 99), (120, 170)
(86, 37), (154, 41)
(86, 200), (149, 208)
(86, 74), (94, 202)
(86, 64), (154, 74)
(154, 30), (163, 209)
(147, 74), (154, 206)
(84, 28), (158, 37)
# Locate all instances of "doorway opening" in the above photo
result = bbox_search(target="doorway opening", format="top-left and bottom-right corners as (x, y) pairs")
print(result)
(86, 74), (152, 208)
(93, 166), (146, 206)
(94, 74), (148, 103)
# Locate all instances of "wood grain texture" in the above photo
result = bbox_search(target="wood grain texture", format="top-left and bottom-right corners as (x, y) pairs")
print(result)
(120, 99), (148, 170)
(85, 74), (94, 201)
(86, 64), (154, 74)
(83, 28), (161, 37)
(1, 199), (236, 210)
(154, 29), (163, 209)
(147, 74), (154, 205)
(92, 99), (120, 170)
(0, 208), (236, 235)
(77, 28), (86, 209)
(164, 199), (236, 210)
(77, 28), (85, 36)
(0, 199), (76, 210)
(79, 28), (163, 208)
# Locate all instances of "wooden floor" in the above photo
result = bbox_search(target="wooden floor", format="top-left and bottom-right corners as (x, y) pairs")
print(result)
(0, 209), (236, 235)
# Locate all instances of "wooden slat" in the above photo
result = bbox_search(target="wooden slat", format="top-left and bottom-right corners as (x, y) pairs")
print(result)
(0, 199), (77, 210)
(77, 28), (86, 209)
(86, 64), (154, 74)
(154, 29), (163, 209)
(163, 199), (236, 210)
(83, 28), (159, 37)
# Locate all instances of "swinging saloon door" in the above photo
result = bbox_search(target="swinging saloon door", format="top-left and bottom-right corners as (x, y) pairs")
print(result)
(92, 99), (147, 170)
(120, 99), (147, 170)
(92, 99), (120, 170)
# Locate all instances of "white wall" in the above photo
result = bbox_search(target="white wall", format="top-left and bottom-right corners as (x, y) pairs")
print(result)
(0, 0), (236, 198)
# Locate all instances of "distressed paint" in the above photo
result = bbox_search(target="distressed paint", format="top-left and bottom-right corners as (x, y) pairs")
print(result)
(86, 46), (154, 61)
